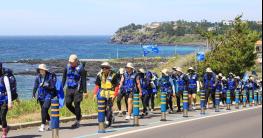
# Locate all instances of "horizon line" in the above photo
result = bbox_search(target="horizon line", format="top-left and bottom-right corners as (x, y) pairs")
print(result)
(0, 35), (113, 37)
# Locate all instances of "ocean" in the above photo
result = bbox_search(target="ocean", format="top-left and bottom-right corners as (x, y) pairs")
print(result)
(0, 36), (204, 99)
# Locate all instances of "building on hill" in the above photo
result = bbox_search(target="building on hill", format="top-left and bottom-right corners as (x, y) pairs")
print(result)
(222, 20), (234, 25)
(146, 22), (161, 29)
(257, 21), (262, 25)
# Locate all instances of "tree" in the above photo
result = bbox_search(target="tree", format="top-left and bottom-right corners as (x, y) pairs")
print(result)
(198, 15), (260, 77)
(156, 23), (175, 36)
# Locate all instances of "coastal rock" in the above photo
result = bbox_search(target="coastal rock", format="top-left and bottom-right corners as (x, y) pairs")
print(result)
(15, 58), (168, 77)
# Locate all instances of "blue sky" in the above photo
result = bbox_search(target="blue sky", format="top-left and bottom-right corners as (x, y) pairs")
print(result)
(0, 0), (262, 35)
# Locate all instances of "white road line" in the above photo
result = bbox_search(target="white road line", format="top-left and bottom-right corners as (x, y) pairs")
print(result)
(102, 106), (262, 138)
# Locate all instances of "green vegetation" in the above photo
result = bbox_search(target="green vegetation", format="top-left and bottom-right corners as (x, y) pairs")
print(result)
(197, 15), (261, 77)
(8, 95), (97, 124)
(112, 19), (262, 45)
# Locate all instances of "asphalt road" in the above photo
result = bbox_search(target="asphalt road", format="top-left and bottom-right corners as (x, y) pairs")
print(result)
(109, 107), (262, 138)
(8, 105), (262, 138)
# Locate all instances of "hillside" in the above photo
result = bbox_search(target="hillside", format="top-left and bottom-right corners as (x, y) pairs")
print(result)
(111, 20), (262, 45)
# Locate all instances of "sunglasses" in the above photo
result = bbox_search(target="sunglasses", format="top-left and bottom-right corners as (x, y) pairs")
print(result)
(102, 67), (110, 70)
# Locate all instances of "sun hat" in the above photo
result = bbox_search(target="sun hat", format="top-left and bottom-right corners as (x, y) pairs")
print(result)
(69, 54), (78, 62)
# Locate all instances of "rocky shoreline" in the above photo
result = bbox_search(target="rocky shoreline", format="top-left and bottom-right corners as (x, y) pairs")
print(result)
(11, 58), (169, 77)
(111, 34), (206, 46)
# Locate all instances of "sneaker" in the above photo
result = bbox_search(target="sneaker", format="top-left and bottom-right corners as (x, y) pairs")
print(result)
(125, 116), (131, 120)
(177, 109), (182, 113)
(220, 102), (223, 106)
(118, 111), (123, 117)
(71, 121), (80, 128)
(192, 105), (196, 110)
(38, 124), (45, 132)
(150, 109), (154, 112)
(169, 110), (175, 114)
(140, 113), (145, 118)
(130, 116), (134, 119)
(105, 121), (110, 126)
(47, 121), (51, 131)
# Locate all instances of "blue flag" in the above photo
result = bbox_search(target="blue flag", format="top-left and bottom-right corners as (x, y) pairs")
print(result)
(142, 45), (159, 56)
(55, 80), (65, 108)
(196, 52), (205, 62)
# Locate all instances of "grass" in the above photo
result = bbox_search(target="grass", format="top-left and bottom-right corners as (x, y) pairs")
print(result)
(8, 94), (97, 124)
(8, 91), (203, 124)
(152, 54), (196, 75)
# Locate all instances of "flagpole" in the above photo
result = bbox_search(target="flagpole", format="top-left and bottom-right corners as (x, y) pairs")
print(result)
(117, 45), (119, 59)
(174, 44), (177, 56)
(142, 43), (147, 70)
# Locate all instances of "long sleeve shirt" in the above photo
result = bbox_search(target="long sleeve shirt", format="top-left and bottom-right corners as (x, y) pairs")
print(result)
(4, 76), (12, 106)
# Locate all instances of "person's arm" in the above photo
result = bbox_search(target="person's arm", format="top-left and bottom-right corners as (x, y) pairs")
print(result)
(112, 74), (119, 96)
(118, 75), (125, 92)
(168, 77), (175, 95)
(80, 68), (87, 93)
(4, 76), (12, 108)
(93, 76), (101, 96)
(32, 76), (39, 98)
(184, 75), (189, 91)
(213, 74), (217, 87)
(136, 76), (143, 96)
(62, 67), (67, 88)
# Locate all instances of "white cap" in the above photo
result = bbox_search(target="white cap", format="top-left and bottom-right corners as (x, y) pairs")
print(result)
(101, 62), (112, 68)
(38, 64), (48, 71)
(188, 67), (194, 71)
(69, 54), (78, 62)
(161, 69), (169, 76)
(218, 73), (223, 77)
(119, 68), (125, 75)
(206, 67), (213, 73)
(139, 68), (146, 73)
(229, 72), (234, 76)
(125, 63), (135, 70)
(176, 67), (183, 73)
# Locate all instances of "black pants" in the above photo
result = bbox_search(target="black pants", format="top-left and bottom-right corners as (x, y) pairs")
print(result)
(66, 88), (83, 121)
(39, 100), (51, 125)
(0, 103), (8, 128)
(246, 90), (254, 102)
(117, 92), (128, 112)
(221, 93), (226, 104)
(149, 93), (156, 110)
(230, 89), (235, 103)
(105, 98), (113, 123)
(176, 91), (183, 111)
(167, 93), (174, 111)
(205, 88), (215, 106)
(141, 94), (150, 114)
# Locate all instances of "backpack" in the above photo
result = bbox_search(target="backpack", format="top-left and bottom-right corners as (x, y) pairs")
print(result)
(3, 68), (18, 101)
